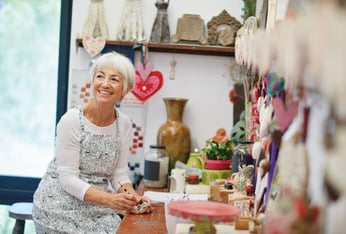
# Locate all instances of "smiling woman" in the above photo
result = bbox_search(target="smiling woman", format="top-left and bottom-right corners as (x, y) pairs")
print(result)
(31, 52), (152, 234)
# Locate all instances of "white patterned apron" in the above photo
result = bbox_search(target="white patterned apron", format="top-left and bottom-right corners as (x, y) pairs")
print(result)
(33, 106), (122, 234)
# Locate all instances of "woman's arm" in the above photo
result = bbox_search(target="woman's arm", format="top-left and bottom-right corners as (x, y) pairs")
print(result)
(84, 186), (138, 212)
(110, 112), (134, 191)
(111, 112), (153, 213)
(56, 109), (91, 200)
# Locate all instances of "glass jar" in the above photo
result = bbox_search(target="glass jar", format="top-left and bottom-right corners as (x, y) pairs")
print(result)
(143, 145), (169, 188)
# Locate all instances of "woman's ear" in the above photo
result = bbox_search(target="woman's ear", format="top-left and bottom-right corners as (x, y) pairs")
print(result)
(126, 83), (133, 93)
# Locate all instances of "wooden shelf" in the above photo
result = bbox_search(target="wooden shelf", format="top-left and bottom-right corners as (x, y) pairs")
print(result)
(76, 38), (234, 57)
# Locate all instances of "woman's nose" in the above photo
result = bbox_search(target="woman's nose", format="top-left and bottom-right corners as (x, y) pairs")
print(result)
(101, 78), (111, 87)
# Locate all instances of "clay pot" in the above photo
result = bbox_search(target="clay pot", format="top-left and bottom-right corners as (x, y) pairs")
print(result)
(205, 159), (231, 170)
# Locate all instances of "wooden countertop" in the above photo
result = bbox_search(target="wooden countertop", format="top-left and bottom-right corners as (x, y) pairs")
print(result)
(117, 203), (167, 234)
(117, 181), (168, 234)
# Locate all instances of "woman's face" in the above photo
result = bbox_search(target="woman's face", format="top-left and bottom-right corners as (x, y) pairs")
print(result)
(92, 63), (124, 105)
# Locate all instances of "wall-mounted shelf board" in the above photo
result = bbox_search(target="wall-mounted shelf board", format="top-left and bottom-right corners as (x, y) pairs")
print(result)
(76, 38), (234, 57)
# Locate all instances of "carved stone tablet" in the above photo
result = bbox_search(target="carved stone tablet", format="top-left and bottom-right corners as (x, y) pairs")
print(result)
(171, 14), (208, 45)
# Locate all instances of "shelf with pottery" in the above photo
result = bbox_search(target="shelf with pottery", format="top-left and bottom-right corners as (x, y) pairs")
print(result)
(75, 38), (235, 57)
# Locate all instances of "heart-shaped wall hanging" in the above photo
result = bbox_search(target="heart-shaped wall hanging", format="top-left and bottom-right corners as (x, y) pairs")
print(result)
(272, 97), (299, 132)
(135, 62), (153, 81)
(82, 35), (106, 57)
(131, 62), (163, 102)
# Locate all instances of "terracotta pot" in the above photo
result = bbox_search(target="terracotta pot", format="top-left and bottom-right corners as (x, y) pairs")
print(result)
(205, 159), (231, 170)
(157, 97), (191, 171)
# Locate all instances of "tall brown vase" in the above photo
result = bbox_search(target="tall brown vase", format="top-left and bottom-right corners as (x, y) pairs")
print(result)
(157, 97), (191, 171)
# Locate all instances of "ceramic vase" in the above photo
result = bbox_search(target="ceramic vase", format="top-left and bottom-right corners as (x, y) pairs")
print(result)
(157, 97), (191, 171)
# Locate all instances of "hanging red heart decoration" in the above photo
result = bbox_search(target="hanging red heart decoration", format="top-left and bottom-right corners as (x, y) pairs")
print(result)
(131, 68), (164, 102)
(272, 97), (299, 131)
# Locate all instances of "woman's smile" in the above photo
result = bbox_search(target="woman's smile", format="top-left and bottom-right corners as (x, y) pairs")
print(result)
(98, 90), (114, 96)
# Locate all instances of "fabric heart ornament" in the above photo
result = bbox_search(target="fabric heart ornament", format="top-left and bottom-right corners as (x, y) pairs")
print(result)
(272, 97), (299, 131)
(136, 62), (153, 81)
(131, 70), (163, 102)
(82, 35), (106, 57)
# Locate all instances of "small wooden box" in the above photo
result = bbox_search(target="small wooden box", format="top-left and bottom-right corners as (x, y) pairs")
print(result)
(234, 217), (252, 230)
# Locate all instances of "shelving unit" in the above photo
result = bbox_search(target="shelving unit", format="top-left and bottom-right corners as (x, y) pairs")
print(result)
(76, 38), (234, 57)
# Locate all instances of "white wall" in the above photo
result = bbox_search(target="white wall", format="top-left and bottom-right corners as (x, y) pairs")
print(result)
(69, 0), (243, 153)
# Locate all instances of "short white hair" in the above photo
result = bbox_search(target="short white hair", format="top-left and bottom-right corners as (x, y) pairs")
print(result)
(89, 52), (135, 96)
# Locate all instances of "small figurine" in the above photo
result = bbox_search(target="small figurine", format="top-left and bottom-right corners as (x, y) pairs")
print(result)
(211, 128), (229, 144)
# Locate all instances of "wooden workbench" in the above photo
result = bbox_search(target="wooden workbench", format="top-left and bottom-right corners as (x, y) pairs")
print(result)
(117, 181), (252, 234)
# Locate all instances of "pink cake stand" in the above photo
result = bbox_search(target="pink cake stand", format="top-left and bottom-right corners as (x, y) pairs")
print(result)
(168, 200), (241, 234)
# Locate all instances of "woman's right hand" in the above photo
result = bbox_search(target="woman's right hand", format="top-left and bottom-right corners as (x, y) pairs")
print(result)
(84, 187), (139, 212)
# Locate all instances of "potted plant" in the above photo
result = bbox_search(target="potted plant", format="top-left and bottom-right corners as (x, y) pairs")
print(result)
(201, 128), (236, 170)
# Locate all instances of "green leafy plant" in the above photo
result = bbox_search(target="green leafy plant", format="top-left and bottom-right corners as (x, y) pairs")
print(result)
(202, 139), (236, 160)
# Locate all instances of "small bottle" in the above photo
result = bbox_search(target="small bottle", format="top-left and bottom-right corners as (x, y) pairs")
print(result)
(143, 145), (169, 188)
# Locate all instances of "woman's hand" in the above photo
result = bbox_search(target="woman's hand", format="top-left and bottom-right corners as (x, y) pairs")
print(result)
(130, 196), (153, 214)
(106, 192), (138, 212)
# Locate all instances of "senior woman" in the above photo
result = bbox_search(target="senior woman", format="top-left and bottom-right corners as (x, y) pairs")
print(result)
(32, 52), (152, 234)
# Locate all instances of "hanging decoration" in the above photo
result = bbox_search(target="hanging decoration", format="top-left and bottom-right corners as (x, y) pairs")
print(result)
(169, 54), (177, 80)
(119, 91), (148, 183)
(232, 2), (346, 233)
(81, 0), (108, 57)
(83, 36), (106, 58)
(272, 97), (299, 132)
(131, 43), (164, 102)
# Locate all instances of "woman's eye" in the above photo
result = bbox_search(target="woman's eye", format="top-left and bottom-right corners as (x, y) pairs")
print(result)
(110, 77), (120, 83)
(96, 74), (104, 79)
